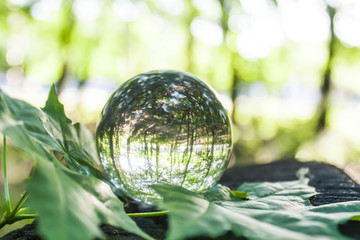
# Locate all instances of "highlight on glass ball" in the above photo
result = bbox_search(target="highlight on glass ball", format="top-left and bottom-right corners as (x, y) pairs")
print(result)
(96, 70), (232, 204)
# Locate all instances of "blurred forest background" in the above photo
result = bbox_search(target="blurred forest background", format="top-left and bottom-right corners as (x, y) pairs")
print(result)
(1, 0), (360, 235)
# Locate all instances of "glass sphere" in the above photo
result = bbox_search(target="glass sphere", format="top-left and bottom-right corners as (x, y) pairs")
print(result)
(96, 70), (232, 204)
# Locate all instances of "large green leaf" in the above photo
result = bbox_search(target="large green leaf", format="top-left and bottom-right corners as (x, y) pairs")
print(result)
(27, 159), (152, 240)
(0, 90), (153, 240)
(0, 87), (102, 177)
(152, 171), (360, 240)
(0, 90), (50, 148)
(41, 86), (101, 175)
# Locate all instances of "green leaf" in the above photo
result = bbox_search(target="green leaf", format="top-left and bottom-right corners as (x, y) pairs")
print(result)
(202, 184), (248, 202)
(202, 184), (234, 202)
(28, 160), (153, 240)
(0, 87), (103, 178)
(152, 173), (360, 240)
(0, 90), (153, 240)
(230, 191), (248, 200)
(350, 215), (360, 221)
(0, 92), (56, 164)
(41, 85), (102, 176)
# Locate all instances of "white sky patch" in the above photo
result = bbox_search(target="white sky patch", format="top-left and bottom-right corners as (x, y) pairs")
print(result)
(79, 81), (113, 113)
(6, 47), (24, 66)
(73, 0), (101, 22)
(60, 86), (80, 112)
(334, 0), (360, 47)
(6, 33), (26, 66)
(9, 0), (32, 6)
(161, 0), (185, 16)
(236, 14), (283, 60)
(237, 35), (269, 60)
(113, 0), (139, 22)
(192, 0), (221, 20)
(30, 0), (62, 21)
(233, 0), (283, 60)
(6, 67), (24, 85)
(240, 0), (270, 15)
(190, 17), (223, 47)
(279, 0), (330, 42)
(143, 14), (167, 33)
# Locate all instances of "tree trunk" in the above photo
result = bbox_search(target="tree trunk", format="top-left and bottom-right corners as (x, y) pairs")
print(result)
(316, 6), (336, 132)
(185, 0), (196, 73)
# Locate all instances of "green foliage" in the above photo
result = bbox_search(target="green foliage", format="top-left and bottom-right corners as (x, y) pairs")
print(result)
(152, 171), (360, 240)
(4, 0), (360, 167)
(1, 85), (106, 179)
(201, 184), (232, 201)
(1, 86), (360, 240)
(41, 86), (103, 177)
(0, 87), (153, 240)
(27, 160), (149, 240)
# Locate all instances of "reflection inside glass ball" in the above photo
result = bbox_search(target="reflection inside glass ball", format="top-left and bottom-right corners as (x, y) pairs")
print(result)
(96, 70), (232, 204)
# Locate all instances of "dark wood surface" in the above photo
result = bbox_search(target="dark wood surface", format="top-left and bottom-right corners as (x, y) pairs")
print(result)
(220, 160), (360, 206)
(1, 160), (360, 240)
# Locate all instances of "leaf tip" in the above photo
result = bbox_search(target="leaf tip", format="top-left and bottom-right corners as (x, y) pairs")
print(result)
(230, 190), (249, 200)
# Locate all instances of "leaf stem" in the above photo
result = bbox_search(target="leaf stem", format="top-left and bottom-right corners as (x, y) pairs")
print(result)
(3, 135), (12, 213)
(0, 192), (31, 229)
(0, 214), (36, 229)
(15, 207), (30, 215)
(127, 211), (168, 218)
(12, 191), (29, 214)
(0, 136), (34, 229)
(0, 210), (168, 229)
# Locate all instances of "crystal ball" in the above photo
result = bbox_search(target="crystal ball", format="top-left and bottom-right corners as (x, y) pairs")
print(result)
(96, 70), (232, 204)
